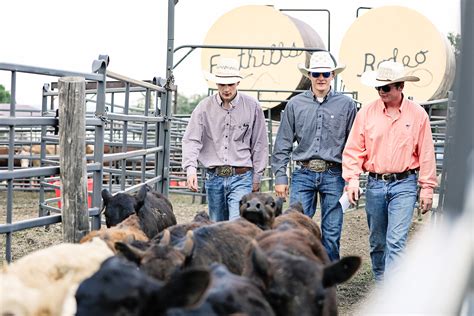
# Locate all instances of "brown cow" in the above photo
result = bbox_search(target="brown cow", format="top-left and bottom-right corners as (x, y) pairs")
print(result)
(115, 218), (262, 281)
(151, 211), (213, 245)
(273, 204), (322, 240)
(80, 214), (149, 252)
(244, 227), (361, 316)
(0, 146), (26, 167)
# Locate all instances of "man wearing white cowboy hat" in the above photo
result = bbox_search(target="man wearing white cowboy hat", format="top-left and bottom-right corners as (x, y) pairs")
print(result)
(342, 60), (437, 282)
(272, 50), (357, 261)
(182, 57), (268, 221)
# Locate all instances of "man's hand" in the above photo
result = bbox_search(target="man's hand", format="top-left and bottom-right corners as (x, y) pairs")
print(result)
(252, 182), (260, 192)
(187, 174), (198, 192)
(347, 187), (360, 205)
(275, 184), (289, 199)
(419, 197), (433, 214)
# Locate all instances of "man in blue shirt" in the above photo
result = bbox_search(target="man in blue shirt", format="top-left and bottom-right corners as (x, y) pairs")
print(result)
(272, 51), (357, 261)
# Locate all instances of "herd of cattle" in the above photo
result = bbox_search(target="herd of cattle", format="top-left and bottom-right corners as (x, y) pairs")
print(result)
(0, 185), (361, 315)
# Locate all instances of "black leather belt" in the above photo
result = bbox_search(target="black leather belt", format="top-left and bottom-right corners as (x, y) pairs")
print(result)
(207, 166), (252, 177)
(369, 169), (417, 182)
(297, 159), (341, 173)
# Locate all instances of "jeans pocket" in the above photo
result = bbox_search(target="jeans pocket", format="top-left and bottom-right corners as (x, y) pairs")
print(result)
(366, 176), (377, 190)
(327, 167), (342, 176)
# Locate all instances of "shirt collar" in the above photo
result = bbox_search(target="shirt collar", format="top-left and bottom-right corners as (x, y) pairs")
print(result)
(305, 88), (334, 103)
(378, 93), (407, 113)
(216, 92), (241, 109)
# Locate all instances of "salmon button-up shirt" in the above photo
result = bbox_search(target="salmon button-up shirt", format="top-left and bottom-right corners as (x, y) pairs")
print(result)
(342, 97), (437, 199)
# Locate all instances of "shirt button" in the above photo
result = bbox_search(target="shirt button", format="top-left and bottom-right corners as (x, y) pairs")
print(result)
(319, 115), (321, 118)
(318, 126), (321, 129)
(317, 138), (319, 141)
(225, 135), (228, 138)
(225, 147), (227, 149)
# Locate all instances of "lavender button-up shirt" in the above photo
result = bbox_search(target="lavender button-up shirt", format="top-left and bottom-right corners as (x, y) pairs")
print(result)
(182, 92), (269, 183)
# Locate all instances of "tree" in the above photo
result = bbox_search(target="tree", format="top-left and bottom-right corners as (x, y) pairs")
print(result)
(176, 93), (206, 114)
(0, 84), (11, 103)
(447, 32), (461, 59)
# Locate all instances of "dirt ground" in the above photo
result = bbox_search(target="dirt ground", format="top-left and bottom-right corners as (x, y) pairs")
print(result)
(0, 190), (425, 315)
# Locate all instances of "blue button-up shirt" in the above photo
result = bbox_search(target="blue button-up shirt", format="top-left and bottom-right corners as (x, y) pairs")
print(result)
(272, 89), (357, 185)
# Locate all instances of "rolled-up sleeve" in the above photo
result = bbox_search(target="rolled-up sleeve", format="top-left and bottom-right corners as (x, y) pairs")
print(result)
(250, 105), (269, 183)
(182, 107), (203, 177)
(342, 110), (367, 189)
(271, 103), (295, 185)
(417, 115), (438, 198)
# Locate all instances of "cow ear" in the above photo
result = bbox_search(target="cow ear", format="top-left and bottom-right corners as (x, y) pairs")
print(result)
(251, 240), (269, 282)
(159, 229), (171, 247)
(275, 197), (284, 217)
(181, 230), (194, 259)
(136, 185), (148, 203)
(156, 268), (210, 310)
(114, 241), (146, 264)
(322, 256), (361, 288)
(101, 189), (113, 205)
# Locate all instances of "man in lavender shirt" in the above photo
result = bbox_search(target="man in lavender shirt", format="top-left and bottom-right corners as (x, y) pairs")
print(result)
(182, 57), (269, 221)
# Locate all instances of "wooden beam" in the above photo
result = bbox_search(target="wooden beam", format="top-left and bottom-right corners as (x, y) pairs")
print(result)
(58, 76), (89, 242)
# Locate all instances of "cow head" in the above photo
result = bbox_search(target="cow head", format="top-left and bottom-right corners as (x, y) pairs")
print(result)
(101, 189), (138, 227)
(250, 242), (361, 316)
(75, 256), (210, 316)
(239, 193), (283, 230)
(115, 230), (195, 281)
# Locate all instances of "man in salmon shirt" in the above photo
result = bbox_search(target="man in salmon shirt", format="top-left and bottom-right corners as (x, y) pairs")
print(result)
(342, 61), (437, 282)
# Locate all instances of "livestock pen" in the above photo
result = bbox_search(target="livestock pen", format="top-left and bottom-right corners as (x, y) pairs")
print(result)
(0, 55), (174, 262)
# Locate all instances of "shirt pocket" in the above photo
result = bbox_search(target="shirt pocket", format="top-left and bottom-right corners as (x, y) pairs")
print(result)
(399, 121), (415, 149)
(233, 122), (251, 143)
(326, 113), (346, 139)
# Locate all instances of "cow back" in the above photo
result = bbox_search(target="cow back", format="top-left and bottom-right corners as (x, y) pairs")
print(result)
(186, 218), (262, 275)
(137, 192), (177, 239)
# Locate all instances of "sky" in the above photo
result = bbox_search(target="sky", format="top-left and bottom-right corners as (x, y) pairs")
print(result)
(0, 0), (461, 108)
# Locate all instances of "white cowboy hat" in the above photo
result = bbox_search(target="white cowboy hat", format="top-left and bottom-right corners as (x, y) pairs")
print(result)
(361, 61), (420, 87)
(297, 51), (346, 78)
(204, 57), (244, 84)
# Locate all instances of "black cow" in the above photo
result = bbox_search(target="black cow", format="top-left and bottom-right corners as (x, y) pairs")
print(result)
(75, 256), (210, 316)
(244, 228), (361, 316)
(239, 192), (283, 230)
(115, 218), (262, 281)
(101, 185), (176, 238)
(166, 263), (275, 316)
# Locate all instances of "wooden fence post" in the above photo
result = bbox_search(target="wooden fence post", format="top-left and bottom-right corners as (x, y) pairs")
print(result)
(58, 76), (89, 242)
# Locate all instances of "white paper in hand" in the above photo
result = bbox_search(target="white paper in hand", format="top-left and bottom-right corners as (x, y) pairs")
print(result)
(339, 192), (351, 213)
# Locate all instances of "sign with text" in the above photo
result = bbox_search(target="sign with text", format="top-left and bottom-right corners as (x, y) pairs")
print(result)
(339, 6), (455, 105)
(201, 5), (325, 109)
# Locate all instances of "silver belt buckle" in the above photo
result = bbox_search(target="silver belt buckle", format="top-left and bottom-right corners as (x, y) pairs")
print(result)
(381, 173), (393, 181)
(217, 166), (233, 177)
(308, 159), (327, 172)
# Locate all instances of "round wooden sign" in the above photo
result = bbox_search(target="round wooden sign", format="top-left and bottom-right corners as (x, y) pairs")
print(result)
(339, 5), (456, 105)
(201, 5), (325, 108)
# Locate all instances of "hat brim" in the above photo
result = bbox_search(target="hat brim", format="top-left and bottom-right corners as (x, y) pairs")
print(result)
(297, 63), (346, 79)
(204, 72), (243, 84)
(360, 71), (420, 87)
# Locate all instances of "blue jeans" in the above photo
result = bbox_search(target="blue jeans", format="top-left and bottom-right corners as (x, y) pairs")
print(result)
(289, 165), (345, 261)
(205, 170), (253, 221)
(365, 174), (418, 282)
